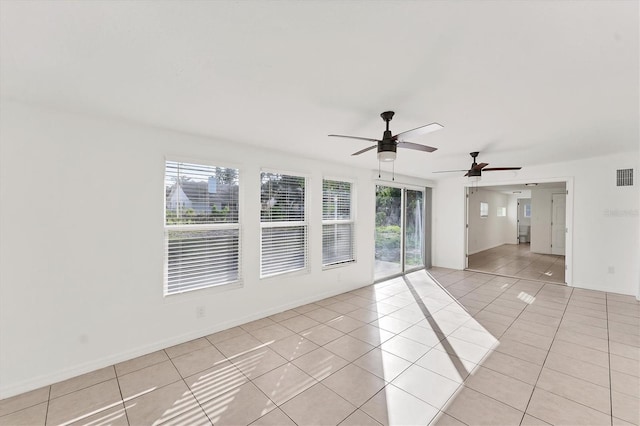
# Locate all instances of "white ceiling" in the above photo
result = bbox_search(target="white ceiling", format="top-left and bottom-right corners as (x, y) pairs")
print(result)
(1, 1), (638, 179)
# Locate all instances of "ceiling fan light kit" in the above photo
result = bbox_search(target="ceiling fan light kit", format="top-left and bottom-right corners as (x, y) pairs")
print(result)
(378, 150), (397, 162)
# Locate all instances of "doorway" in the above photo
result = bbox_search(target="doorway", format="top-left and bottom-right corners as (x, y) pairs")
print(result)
(374, 185), (428, 281)
(517, 198), (531, 244)
(464, 181), (570, 285)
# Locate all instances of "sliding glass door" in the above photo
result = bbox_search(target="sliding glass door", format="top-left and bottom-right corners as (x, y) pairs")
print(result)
(375, 185), (426, 280)
(404, 189), (425, 270)
(374, 186), (402, 279)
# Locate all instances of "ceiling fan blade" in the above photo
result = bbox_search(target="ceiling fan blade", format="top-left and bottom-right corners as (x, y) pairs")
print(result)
(351, 145), (377, 156)
(328, 134), (380, 143)
(483, 167), (522, 171)
(397, 141), (437, 153)
(472, 162), (489, 171)
(464, 172), (470, 177)
(432, 169), (469, 173)
(393, 122), (443, 141)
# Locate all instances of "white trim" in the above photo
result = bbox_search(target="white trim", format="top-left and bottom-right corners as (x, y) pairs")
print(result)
(259, 171), (309, 278)
(322, 178), (356, 268)
(166, 222), (239, 231)
(259, 221), (306, 228)
(163, 160), (242, 296)
(165, 154), (244, 173)
(322, 219), (355, 226)
(260, 167), (311, 178)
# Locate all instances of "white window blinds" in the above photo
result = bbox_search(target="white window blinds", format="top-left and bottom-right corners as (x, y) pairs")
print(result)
(260, 172), (307, 277)
(165, 161), (240, 294)
(322, 179), (355, 267)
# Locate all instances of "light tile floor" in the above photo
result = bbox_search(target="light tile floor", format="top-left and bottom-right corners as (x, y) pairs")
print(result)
(2, 269), (639, 426)
(468, 244), (566, 284)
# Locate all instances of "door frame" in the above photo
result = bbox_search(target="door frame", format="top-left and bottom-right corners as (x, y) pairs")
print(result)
(463, 177), (573, 286)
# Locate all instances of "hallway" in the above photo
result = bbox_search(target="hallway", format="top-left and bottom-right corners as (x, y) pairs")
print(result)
(468, 244), (565, 284)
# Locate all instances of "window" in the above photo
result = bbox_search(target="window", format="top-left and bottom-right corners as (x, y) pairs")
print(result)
(480, 202), (489, 218)
(164, 161), (240, 295)
(260, 172), (307, 277)
(322, 179), (355, 267)
(524, 203), (532, 218)
(497, 206), (507, 217)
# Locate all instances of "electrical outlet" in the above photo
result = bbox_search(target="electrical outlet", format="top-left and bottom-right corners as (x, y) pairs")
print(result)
(608, 266), (615, 274)
(196, 306), (206, 319)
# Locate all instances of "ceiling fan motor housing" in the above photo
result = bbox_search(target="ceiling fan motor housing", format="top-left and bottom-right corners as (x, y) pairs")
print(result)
(379, 130), (397, 154)
(468, 168), (482, 177)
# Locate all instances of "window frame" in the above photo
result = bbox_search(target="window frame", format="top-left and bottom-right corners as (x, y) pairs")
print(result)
(497, 206), (507, 217)
(259, 169), (309, 279)
(480, 202), (489, 218)
(163, 158), (242, 296)
(322, 177), (356, 269)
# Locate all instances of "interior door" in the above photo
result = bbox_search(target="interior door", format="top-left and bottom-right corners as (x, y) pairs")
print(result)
(551, 193), (566, 255)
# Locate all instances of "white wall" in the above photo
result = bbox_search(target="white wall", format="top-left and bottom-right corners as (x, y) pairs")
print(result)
(432, 152), (639, 297)
(0, 102), (434, 397)
(467, 189), (511, 254)
(432, 178), (466, 270)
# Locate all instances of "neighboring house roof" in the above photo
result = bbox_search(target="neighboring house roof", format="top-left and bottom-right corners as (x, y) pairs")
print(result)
(167, 180), (238, 209)
(168, 184), (190, 206)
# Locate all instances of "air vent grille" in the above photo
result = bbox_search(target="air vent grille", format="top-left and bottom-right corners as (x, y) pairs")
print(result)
(616, 169), (633, 187)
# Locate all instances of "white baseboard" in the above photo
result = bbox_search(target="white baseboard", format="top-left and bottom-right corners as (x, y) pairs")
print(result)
(468, 241), (515, 256)
(0, 280), (371, 399)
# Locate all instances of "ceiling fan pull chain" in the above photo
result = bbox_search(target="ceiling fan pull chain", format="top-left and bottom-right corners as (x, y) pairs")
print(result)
(378, 161), (381, 178)
(392, 161), (395, 181)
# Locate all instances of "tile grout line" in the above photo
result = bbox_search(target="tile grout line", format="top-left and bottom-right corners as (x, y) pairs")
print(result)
(420, 273), (533, 425)
(44, 385), (51, 426)
(419, 272), (490, 426)
(226, 325), (305, 426)
(113, 367), (131, 426)
(518, 285), (620, 424)
(427, 272), (625, 424)
(217, 321), (371, 425)
(164, 348), (215, 425)
(515, 282), (572, 425)
(418, 272), (535, 425)
(467, 280), (563, 421)
(294, 272), (459, 425)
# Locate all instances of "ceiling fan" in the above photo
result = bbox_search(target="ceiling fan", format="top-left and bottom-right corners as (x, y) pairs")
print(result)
(329, 111), (443, 162)
(434, 151), (522, 177)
